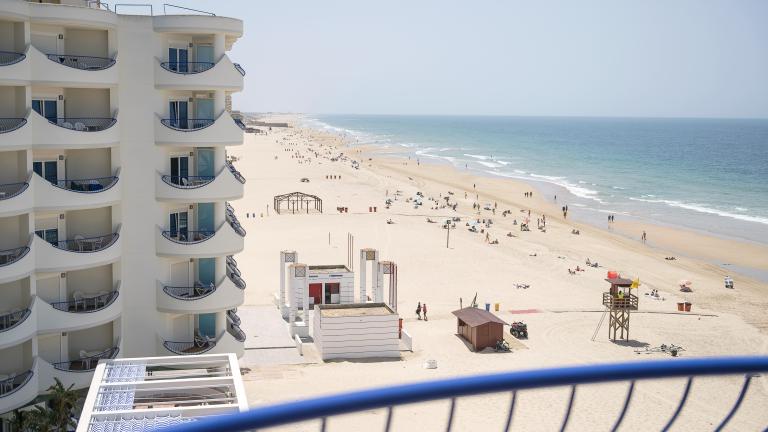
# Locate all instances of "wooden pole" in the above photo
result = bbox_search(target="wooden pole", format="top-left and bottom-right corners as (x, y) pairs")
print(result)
(446, 224), (451, 248)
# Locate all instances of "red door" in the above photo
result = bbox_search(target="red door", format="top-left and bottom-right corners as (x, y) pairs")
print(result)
(309, 283), (322, 307)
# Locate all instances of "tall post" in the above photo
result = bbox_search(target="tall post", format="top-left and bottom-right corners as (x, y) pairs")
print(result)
(446, 224), (451, 248)
(359, 249), (367, 302)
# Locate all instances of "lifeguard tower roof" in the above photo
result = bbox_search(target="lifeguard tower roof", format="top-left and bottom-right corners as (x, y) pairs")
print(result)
(605, 277), (634, 286)
(309, 264), (351, 274)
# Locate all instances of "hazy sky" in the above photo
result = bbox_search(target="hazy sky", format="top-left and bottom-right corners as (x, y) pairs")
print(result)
(146, 1), (767, 118)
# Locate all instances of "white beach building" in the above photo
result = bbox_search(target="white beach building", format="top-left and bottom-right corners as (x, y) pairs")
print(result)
(0, 0), (246, 416)
(76, 353), (247, 432)
(313, 303), (402, 360)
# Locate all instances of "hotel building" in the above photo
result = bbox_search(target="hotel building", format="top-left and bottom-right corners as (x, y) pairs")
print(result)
(0, 0), (247, 415)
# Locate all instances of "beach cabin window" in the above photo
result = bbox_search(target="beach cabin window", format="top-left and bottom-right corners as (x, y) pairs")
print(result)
(32, 99), (58, 122)
(168, 45), (189, 72)
(33, 160), (58, 184)
(169, 100), (189, 129)
(170, 155), (190, 186)
(169, 210), (189, 240)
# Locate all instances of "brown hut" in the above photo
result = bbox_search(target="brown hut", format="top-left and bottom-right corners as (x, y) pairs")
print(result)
(452, 307), (507, 351)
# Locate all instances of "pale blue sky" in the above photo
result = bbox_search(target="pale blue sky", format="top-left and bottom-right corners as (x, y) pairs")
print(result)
(143, 1), (768, 118)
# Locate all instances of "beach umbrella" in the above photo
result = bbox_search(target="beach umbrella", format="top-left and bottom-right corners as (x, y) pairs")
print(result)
(678, 279), (692, 287)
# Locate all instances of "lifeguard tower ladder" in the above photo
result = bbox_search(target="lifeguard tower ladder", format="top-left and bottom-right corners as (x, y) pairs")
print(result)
(601, 277), (639, 341)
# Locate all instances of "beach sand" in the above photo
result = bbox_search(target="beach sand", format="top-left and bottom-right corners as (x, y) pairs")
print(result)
(231, 114), (768, 431)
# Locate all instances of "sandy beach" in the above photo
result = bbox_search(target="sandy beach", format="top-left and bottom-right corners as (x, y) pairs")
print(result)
(230, 114), (768, 431)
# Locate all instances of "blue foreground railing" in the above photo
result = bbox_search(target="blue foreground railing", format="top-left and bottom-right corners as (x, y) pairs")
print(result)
(159, 356), (768, 432)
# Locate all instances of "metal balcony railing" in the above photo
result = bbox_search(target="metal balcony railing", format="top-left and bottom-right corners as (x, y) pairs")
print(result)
(0, 118), (27, 133)
(226, 261), (241, 278)
(233, 118), (246, 130)
(226, 161), (246, 184)
(48, 117), (117, 132)
(46, 54), (116, 71)
(226, 309), (241, 326)
(160, 118), (214, 131)
(161, 230), (215, 244)
(233, 63), (246, 76)
(161, 175), (215, 189)
(48, 176), (118, 193)
(0, 370), (33, 399)
(161, 356), (768, 432)
(160, 61), (215, 74)
(0, 246), (30, 267)
(228, 271), (246, 291)
(0, 51), (26, 66)
(226, 255), (237, 268)
(49, 290), (119, 313)
(163, 284), (216, 301)
(0, 182), (29, 200)
(52, 347), (119, 372)
(48, 233), (119, 253)
(226, 207), (247, 237)
(163, 337), (215, 355)
(0, 308), (31, 333)
(228, 322), (245, 342)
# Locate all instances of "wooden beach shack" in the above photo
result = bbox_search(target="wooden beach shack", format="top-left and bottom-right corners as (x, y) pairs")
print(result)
(452, 307), (507, 351)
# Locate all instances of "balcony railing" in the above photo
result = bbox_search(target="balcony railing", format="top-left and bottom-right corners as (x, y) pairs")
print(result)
(226, 309), (240, 326)
(0, 308), (31, 333)
(46, 54), (116, 71)
(0, 182), (29, 200)
(0, 118), (27, 134)
(233, 63), (246, 76)
(226, 261), (241, 278)
(0, 51), (26, 66)
(49, 233), (119, 253)
(160, 61), (215, 74)
(161, 230), (215, 244)
(48, 176), (118, 193)
(163, 337), (215, 355)
(226, 207), (246, 237)
(233, 118), (246, 130)
(163, 284), (216, 301)
(228, 271), (246, 290)
(159, 356), (768, 432)
(52, 347), (119, 372)
(48, 117), (117, 132)
(0, 246), (30, 267)
(226, 255), (237, 268)
(160, 118), (214, 132)
(49, 290), (119, 313)
(226, 161), (246, 184)
(228, 323), (245, 343)
(602, 292), (639, 310)
(161, 175), (215, 189)
(0, 370), (33, 399)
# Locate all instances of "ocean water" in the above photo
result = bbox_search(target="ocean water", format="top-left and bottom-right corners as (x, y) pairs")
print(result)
(303, 115), (768, 246)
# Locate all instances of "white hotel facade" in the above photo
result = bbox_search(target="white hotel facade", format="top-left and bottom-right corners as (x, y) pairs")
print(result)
(0, 0), (247, 414)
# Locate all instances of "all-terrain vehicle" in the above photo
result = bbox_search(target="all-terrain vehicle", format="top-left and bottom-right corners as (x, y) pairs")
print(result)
(509, 321), (528, 339)
(495, 339), (510, 352)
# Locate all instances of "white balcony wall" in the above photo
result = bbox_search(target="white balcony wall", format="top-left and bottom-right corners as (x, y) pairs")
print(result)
(209, 329), (243, 358)
(0, 112), (31, 151)
(37, 284), (122, 334)
(28, 45), (117, 87)
(0, 173), (33, 218)
(27, 2), (118, 30)
(33, 168), (121, 212)
(0, 358), (38, 414)
(0, 297), (36, 350)
(152, 15), (243, 39)
(0, 235), (34, 285)
(155, 167), (243, 203)
(0, 46), (30, 86)
(37, 356), (93, 393)
(24, 110), (120, 149)
(156, 277), (243, 315)
(154, 111), (243, 147)
(155, 221), (243, 258)
(34, 225), (121, 273)
(154, 54), (242, 91)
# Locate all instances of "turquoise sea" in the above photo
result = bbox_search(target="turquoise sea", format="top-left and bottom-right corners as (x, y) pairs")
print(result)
(304, 115), (768, 249)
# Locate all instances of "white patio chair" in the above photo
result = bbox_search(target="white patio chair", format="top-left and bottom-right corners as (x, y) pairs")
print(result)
(73, 234), (85, 251)
(73, 291), (86, 311)
(74, 122), (86, 131)
(63, 121), (74, 129)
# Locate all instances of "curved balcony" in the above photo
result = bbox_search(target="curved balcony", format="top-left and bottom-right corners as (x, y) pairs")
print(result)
(34, 170), (121, 212)
(0, 362), (37, 414)
(38, 288), (122, 334)
(156, 221), (243, 258)
(156, 167), (244, 203)
(28, 45), (117, 87)
(0, 118), (27, 134)
(226, 161), (246, 184)
(228, 323), (246, 343)
(35, 228), (121, 273)
(209, 329), (244, 357)
(157, 276), (243, 314)
(0, 303), (35, 350)
(0, 239), (34, 285)
(0, 47), (30, 86)
(0, 178), (33, 218)
(0, 51), (26, 67)
(51, 346), (118, 373)
(161, 329), (243, 358)
(152, 15), (243, 37)
(233, 63), (246, 77)
(26, 110), (120, 149)
(155, 111), (243, 147)
(154, 54), (243, 91)
(226, 208), (247, 238)
(0, 114), (30, 150)
(226, 309), (241, 326)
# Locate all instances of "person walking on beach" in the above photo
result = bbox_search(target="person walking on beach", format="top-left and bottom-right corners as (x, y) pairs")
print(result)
(416, 302), (422, 320)
(422, 303), (428, 321)
(642, 231), (647, 244)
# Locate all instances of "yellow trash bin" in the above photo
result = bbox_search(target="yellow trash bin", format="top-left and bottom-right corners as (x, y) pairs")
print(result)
(494, 303), (500, 311)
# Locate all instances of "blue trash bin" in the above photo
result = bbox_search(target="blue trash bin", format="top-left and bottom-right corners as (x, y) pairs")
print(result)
(485, 303), (490, 311)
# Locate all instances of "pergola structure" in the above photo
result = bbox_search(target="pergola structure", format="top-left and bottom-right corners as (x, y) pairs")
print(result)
(274, 191), (323, 214)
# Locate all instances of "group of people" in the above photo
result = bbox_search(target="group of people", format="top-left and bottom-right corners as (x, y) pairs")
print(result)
(561, 205), (569, 218)
(416, 302), (428, 320)
(524, 191), (534, 198)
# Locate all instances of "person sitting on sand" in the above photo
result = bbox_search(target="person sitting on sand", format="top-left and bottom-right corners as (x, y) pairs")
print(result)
(568, 269), (576, 275)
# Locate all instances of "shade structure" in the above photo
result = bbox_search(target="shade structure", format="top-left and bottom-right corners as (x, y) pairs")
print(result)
(274, 191), (323, 214)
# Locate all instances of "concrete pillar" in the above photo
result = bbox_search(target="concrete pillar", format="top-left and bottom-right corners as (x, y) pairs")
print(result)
(216, 256), (226, 285)
(215, 311), (226, 338)
(359, 249), (367, 302)
(214, 202), (225, 227)
(289, 263), (308, 331)
(215, 146), (226, 171)
(288, 265), (297, 327)
(375, 262), (384, 303)
(213, 33), (226, 61)
(214, 89), (226, 118)
(279, 251), (296, 313)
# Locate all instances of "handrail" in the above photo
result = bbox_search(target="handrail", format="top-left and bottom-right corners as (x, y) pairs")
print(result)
(228, 271), (246, 290)
(233, 63), (246, 76)
(161, 356), (768, 432)
(226, 309), (241, 326)
(161, 175), (215, 189)
(163, 3), (215, 16)
(0, 51), (26, 66)
(114, 3), (152, 15)
(0, 308), (32, 333)
(0, 370), (33, 399)
(233, 118), (246, 130)
(0, 182), (29, 200)
(228, 323), (245, 342)
(48, 233), (119, 253)
(0, 118), (27, 133)
(46, 54), (115, 71)
(226, 209), (247, 237)
(160, 61), (215, 74)
(0, 246), (30, 267)
(47, 117), (117, 132)
(163, 284), (216, 300)
(163, 339), (215, 355)
(52, 347), (119, 372)
(45, 175), (118, 193)
(160, 118), (215, 132)
(226, 161), (246, 184)
(226, 262), (241, 278)
(161, 230), (215, 244)
(49, 291), (119, 313)
(226, 255), (237, 267)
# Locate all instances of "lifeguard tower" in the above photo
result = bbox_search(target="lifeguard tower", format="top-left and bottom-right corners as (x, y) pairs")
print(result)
(601, 274), (639, 341)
